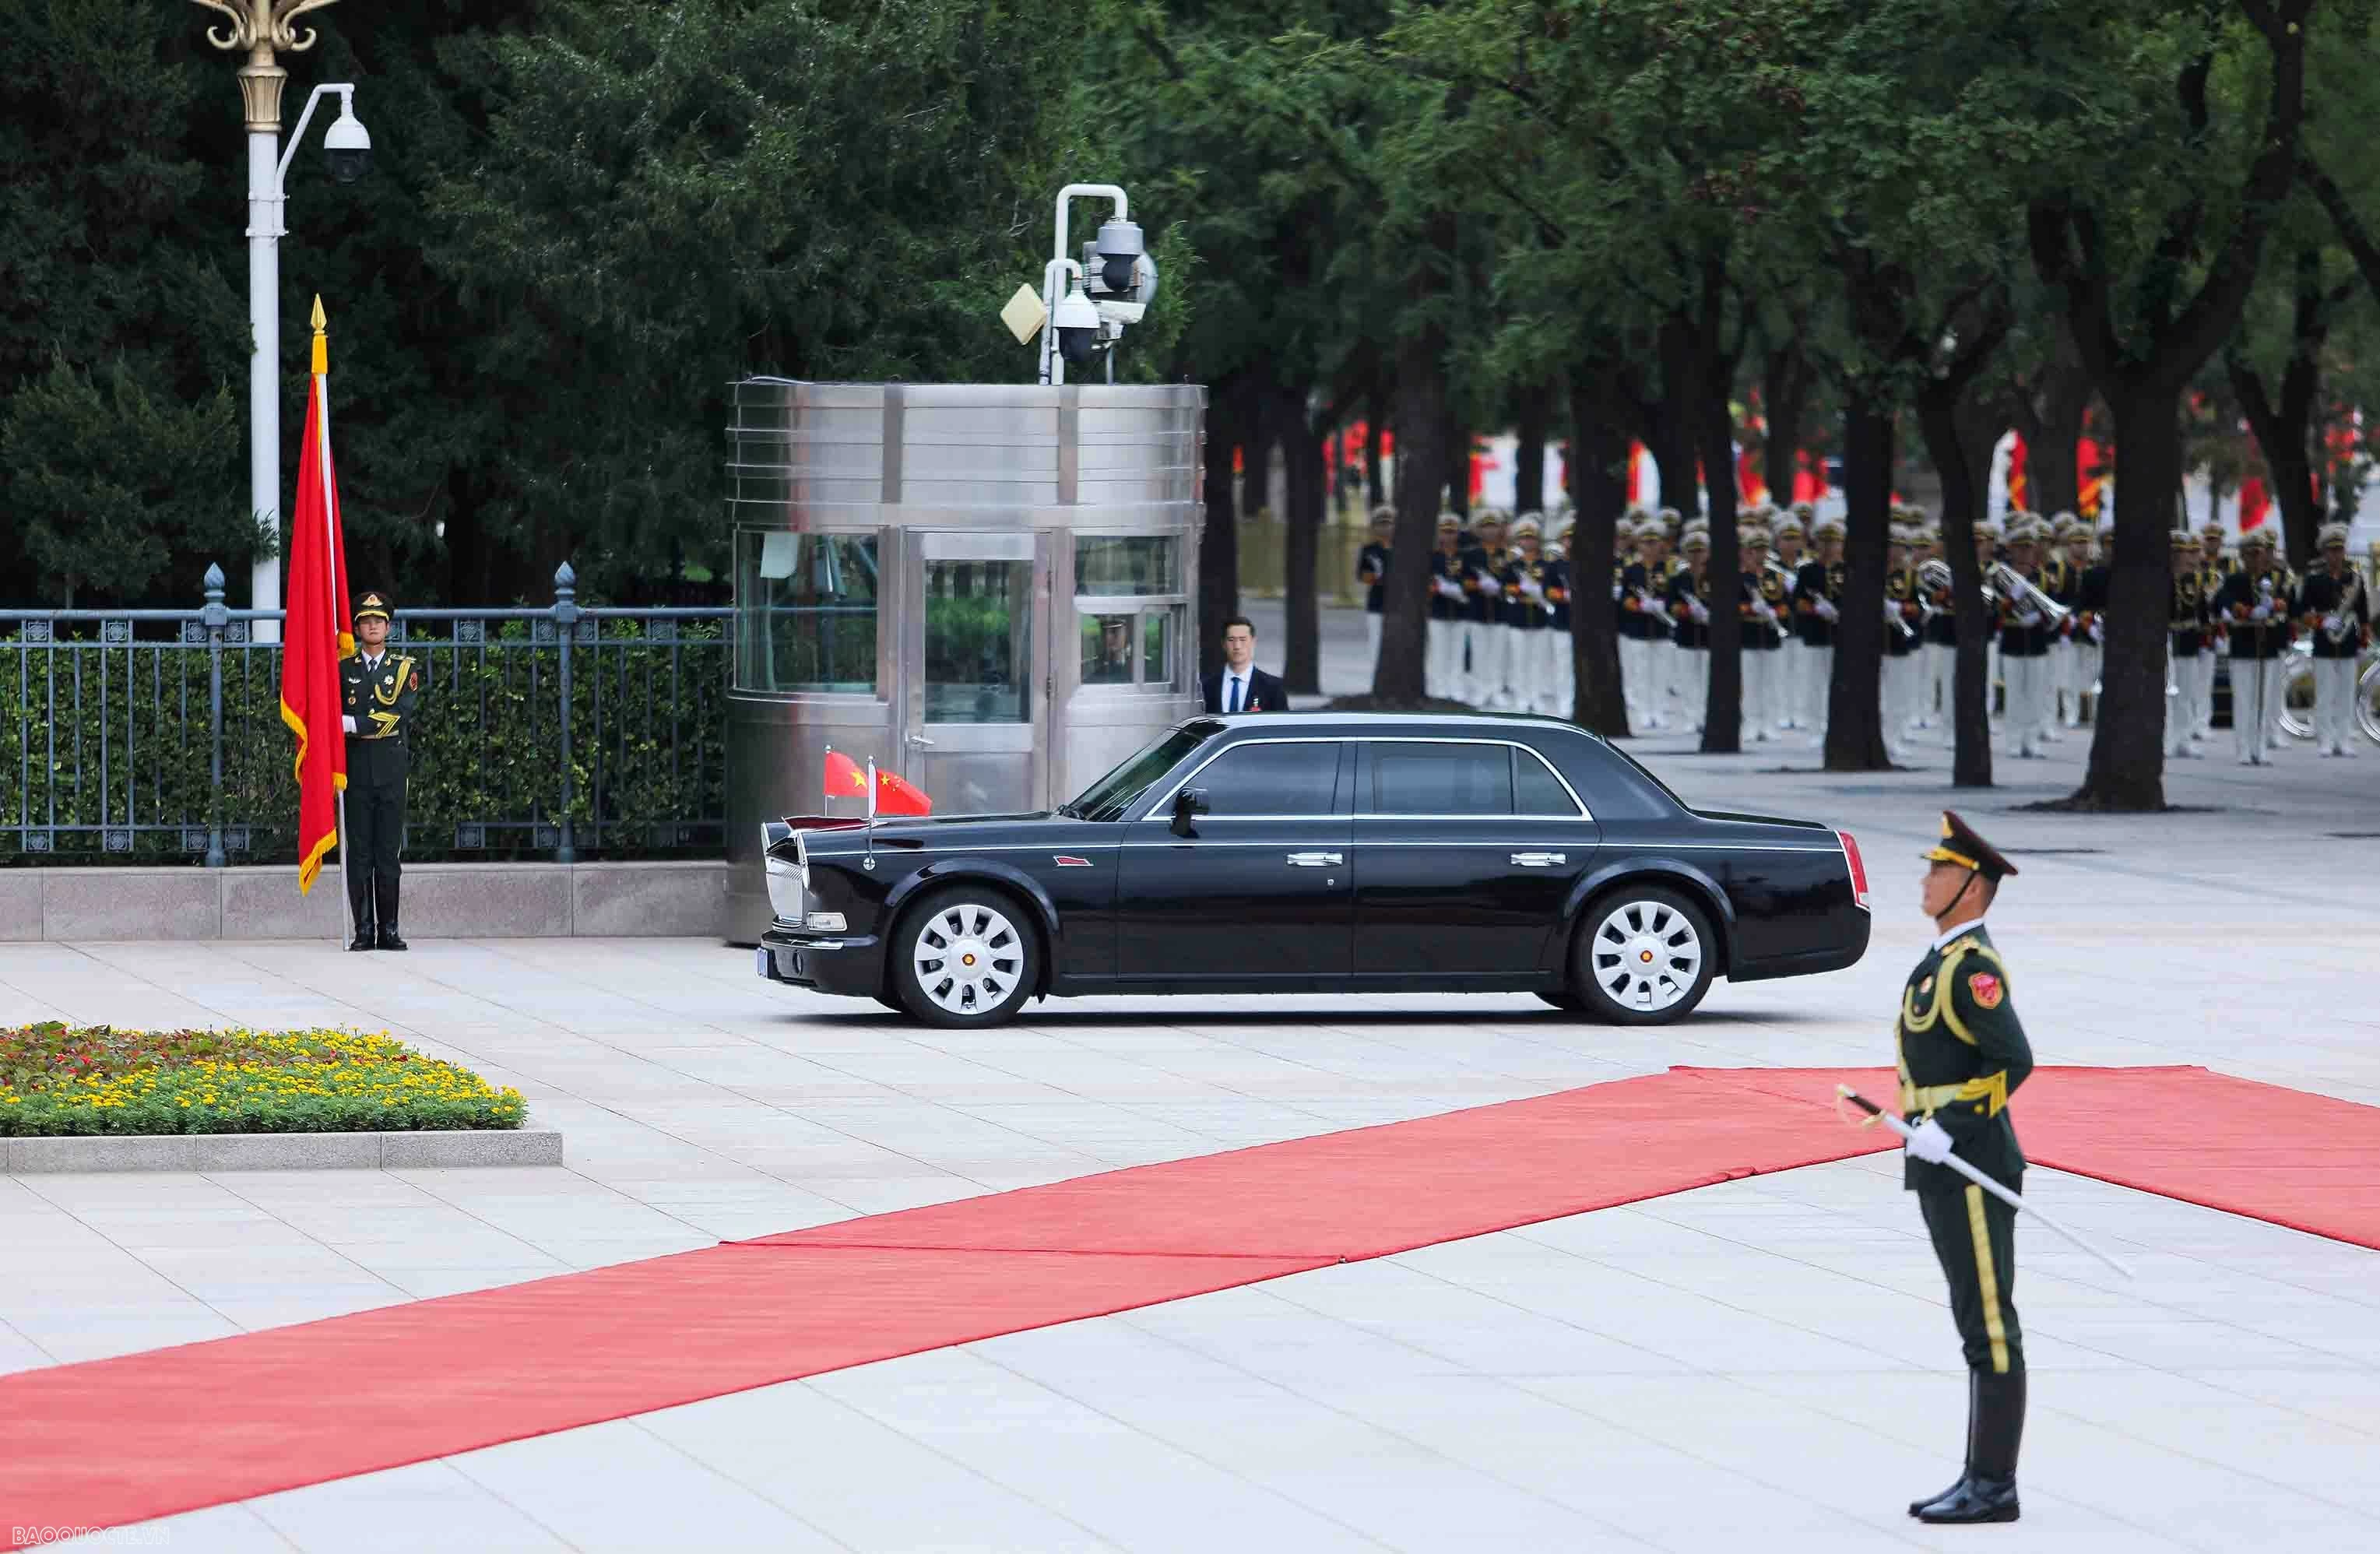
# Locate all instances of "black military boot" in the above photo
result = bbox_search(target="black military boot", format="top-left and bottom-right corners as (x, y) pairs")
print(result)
(1914, 1369), (2023, 1524)
(377, 920), (409, 952)
(348, 909), (376, 951)
(1909, 1370), (1982, 1517)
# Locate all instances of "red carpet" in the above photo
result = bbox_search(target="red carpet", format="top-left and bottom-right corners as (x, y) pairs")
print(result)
(2, 1064), (2373, 1531)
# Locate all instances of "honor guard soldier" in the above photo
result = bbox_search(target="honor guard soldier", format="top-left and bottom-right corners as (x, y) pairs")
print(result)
(1459, 511), (1509, 706)
(2042, 514), (2086, 734)
(1668, 527), (1714, 732)
(1995, 518), (2055, 759)
(2164, 530), (2210, 758)
(1738, 524), (1788, 743)
(1545, 519), (1576, 715)
(1426, 514), (1465, 700)
(1772, 509), (1810, 731)
(1900, 812), (2033, 1525)
(1618, 519), (1669, 730)
(2195, 523), (2232, 741)
(2297, 522), (2369, 758)
(2075, 519), (2112, 728)
(2213, 530), (2294, 764)
(1921, 526), (1960, 737)
(1885, 524), (1925, 754)
(1794, 517), (1846, 743)
(1358, 505), (1394, 670)
(1502, 516), (1556, 713)
(341, 593), (420, 950)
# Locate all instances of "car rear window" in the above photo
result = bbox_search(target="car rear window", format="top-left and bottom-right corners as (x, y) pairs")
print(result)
(1371, 742), (1512, 814)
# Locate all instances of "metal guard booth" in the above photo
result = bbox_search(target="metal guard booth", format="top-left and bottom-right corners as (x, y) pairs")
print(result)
(723, 379), (1206, 942)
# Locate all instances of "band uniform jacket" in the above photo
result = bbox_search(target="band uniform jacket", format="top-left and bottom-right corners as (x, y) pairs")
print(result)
(1994, 565), (2054, 658)
(2199, 559), (2233, 650)
(2294, 568), (2371, 659)
(1358, 541), (1390, 615)
(1923, 565), (1960, 648)
(1460, 541), (1506, 624)
(1429, 547), (1462, 621)
(1668, 568), (1713, 649)
(2212, 565), (2297, 659)
(1885, 567), (1921, 657)
(1618, 561), (1666, 640)
(1545, 557), (1572, 632)
(1794, 559), (1844, 649)
(2169, 571), (2209, 659)
(342, 650), (421, 779)
(1505, 557), (1555, 631)
(1740, 568), (1788, 650)
(2077, 562), (2111, 644)
(1897, 923), (2034, 1192)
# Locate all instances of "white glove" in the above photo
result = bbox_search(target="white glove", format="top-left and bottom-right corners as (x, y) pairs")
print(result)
(1689, 600), (1710, 624)
(342, 715), (357, 734)
(2016, 609), (2043, 628)
(1904, 1117), (1956, 1165)
(1612, 582), (1624, 601)
(1815, 599), (1839, 623)
(2250, 603), (2272, 622)
(2322, 614), (2343, 635)
(1756, 602), (1777, 624)
(1522, 580), (1545, 603)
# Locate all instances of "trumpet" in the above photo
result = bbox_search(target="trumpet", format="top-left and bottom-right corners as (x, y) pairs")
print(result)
(1916, 557), (1986, 606)
(1987, 561), (2071, 626)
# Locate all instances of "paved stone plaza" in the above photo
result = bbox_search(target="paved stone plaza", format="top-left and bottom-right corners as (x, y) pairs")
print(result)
(4, 606), (2375, 1552)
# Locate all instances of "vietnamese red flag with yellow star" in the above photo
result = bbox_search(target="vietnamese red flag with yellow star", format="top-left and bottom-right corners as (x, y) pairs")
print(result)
(278, 297), (353, 895)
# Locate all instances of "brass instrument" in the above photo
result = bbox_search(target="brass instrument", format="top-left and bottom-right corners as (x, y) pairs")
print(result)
(1987, 561), (2071, 627)
(2328, 569), (2365, 648)
(1917, 557), (1988, 607)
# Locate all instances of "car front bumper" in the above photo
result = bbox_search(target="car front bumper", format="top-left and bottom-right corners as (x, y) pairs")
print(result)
(756, 923), (885, 999)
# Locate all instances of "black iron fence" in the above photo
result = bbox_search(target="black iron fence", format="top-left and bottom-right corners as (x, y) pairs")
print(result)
(2, 564), (729, 866)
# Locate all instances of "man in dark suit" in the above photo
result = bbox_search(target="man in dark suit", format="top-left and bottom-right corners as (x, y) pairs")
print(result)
(1200, 615), (1288, 714)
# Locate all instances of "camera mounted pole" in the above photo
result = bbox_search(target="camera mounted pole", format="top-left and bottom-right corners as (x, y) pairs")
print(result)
(1040, 184), (1128, 386)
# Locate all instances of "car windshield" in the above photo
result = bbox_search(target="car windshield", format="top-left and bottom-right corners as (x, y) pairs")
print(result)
(1063, 721), (1220, 821)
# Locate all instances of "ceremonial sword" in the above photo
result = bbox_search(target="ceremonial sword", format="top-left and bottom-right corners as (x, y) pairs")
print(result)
(1836, 1085), (2134, 1279)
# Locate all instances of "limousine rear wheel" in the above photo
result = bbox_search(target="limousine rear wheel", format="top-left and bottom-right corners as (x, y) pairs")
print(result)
(893, 887), (1039, 1028)
(1573, 887), (1714, 1025)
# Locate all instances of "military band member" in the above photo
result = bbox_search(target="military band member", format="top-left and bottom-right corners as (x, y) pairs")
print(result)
(2042, 515), (2086, 735)
(340, 592), (420, 951)
(1900, 812), (2033, 1526)
(1995, 519), (2055, 759)
(1545, 519), (1575, 715)
(2165, 530), (2210, 759)
(1885, 526), (1925, 755)
(1921, 526), (1961, 738)
(1426, 514), (1465, 701)
(1793, 518), (1844, 744)
(2074, 519), (2111, 729)
(1459, 511), (1508, 706)
(2213, 530), (2294, 765)
(1619, 519), (1670, 730)
(2297, 522), (2369, 758)
(1668, 528), (1714, 733)
(1772, 510), (1810, 731)
(1358, 505), (1394, 670)
(1502, 516), (1555, 714)
(1738, 525), (1788, 744)
(2194, 523), (2232, 742)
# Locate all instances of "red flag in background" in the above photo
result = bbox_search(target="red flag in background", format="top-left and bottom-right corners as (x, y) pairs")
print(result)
(824, 748), (867, 802)
(876, 769), (933, 817)
(278, 297), (352, 896)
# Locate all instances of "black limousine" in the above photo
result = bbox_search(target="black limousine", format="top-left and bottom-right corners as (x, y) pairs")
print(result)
(757, 713), (1872, 1028)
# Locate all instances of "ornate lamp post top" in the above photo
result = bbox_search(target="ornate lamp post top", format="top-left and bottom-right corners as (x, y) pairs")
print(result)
(191, 0), (342, 131)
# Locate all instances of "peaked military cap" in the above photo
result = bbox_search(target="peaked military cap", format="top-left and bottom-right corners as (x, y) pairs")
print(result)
(353, 592), (393, 623)
(1924, 810), (2018, 883)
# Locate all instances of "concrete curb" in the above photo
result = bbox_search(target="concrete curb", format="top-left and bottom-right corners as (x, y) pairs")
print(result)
(5, 1127), (564, 1173)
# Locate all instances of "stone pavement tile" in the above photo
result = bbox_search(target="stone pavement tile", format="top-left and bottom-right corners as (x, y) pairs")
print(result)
(2179, 1366), (2380, 1436)
(376, 1264), (575, 1300)
(2041, 1369), (2380, 1517)
(635, 1382), (1126, 1553)
(807, 1348), (1394, 1554)
(109, 1501), (302, 1552)
(0, 1317), (55, 1376)
(241, 1461), (574, 1553)
(3, 1303), (239, 1364)
(1260, 1257), (1696, 1377)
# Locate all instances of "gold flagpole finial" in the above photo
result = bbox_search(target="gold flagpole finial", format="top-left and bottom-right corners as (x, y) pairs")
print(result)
(311, 294), (327, 375)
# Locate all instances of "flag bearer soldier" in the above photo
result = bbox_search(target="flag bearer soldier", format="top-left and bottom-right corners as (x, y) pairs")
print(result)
(1358, 505), (1394, 672)
(1899, 811), (2033, 1525)
(341, 593), (419, 951)
(1459, 511), (1508, 706)
(1995, 519), (2055, 759)
(1668, 527), (1714, 733)
(1545, 519), (1575, 715)
(2297, 522), (2369, 758)
(1426, 514), (1464, 701)
(1738, 524), (1787, 743)
(2213, 530), (2294, 765)
(1773, 510), (1810, 730)
(1503, 516), (1555, 714)
(1618, 519), (1669, 730)
(2195, 523), (2233, 741)
(2164, 531), (2210, 759)
(1885, 525), (1925, 755)
(1794, 517), (1846, 744)
(2041, 515), (2086, 736)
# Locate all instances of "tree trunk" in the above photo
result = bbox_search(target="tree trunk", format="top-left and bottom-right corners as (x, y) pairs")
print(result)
(1197, 371), (1243, 678)
(1446, 412), (1471, 519)
(1648, 316), (1699, 515)
(1373, 265), (1454, 703)
(1567, 371), (1631, 737)
(1917, 386), (1997, 786)
(1513, 385), (1550, 514)
(1762, 339), (1812, 505)
(2069, 388), (2180, 809)
(1826, 386), (1893, 769)
(1276, 386), (1327, 695)
(1689, 257), (1743, 754)
(2228, 248), (2333, 571)
(2012, 328), (2090, 520)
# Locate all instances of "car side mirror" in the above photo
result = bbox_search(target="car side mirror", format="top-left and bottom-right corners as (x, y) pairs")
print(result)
(1170, 788), (1209, 836)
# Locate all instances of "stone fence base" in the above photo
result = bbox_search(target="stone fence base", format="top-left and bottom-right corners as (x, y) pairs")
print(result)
(0, 861), (728, 941)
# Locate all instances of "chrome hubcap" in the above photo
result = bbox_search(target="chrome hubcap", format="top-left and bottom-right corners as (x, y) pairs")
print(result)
(912, 902), (1021, 1015)
(1590, 900), (1702, 1011)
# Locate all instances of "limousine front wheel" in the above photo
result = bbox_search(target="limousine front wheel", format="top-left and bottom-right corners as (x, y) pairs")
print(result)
(1574, 888), (1714, 1025)
(894, 888), (1039, 1028)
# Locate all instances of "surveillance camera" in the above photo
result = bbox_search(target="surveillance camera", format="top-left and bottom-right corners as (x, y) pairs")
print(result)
(1053, 283), (1103, 365)
(323, 104), (373, 184)
(1092, 217), (1145, 297)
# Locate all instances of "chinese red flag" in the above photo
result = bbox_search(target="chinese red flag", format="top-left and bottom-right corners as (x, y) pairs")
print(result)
(823, 748), (867, 801)
(875, 769), (933, 816)
(278, 296), (352, 895)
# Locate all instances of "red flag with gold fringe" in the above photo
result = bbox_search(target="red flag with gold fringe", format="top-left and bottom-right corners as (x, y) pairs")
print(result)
(278, 297), (352, 895)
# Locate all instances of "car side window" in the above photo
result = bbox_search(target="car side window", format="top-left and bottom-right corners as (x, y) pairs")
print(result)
(1193, 741), (1341, 817)
(1513, 749), (1581, 815)
(1371, 741), (1512, 814)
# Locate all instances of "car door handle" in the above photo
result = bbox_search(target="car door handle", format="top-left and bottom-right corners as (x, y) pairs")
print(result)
(906, 734), (935, 747)
(1510, 852), (1567, 867)
(1285, 852), (1344, 867)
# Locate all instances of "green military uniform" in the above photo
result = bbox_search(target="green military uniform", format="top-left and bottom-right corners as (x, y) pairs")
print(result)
(1901, 810), (2033, 1526)
(342, 593), (420, 950)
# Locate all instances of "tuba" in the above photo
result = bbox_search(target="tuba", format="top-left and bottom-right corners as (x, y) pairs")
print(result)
(1987, 561), (2071, 626)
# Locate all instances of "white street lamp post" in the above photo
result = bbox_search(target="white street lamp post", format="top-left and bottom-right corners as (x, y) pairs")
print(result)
(192, 1), (367, 642)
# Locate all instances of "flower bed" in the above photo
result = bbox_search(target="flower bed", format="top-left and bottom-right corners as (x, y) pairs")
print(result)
(0, 1023), (526, 1137)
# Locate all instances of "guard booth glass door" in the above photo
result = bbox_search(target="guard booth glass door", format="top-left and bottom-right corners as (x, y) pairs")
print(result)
(903, 530), (1047, 815)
